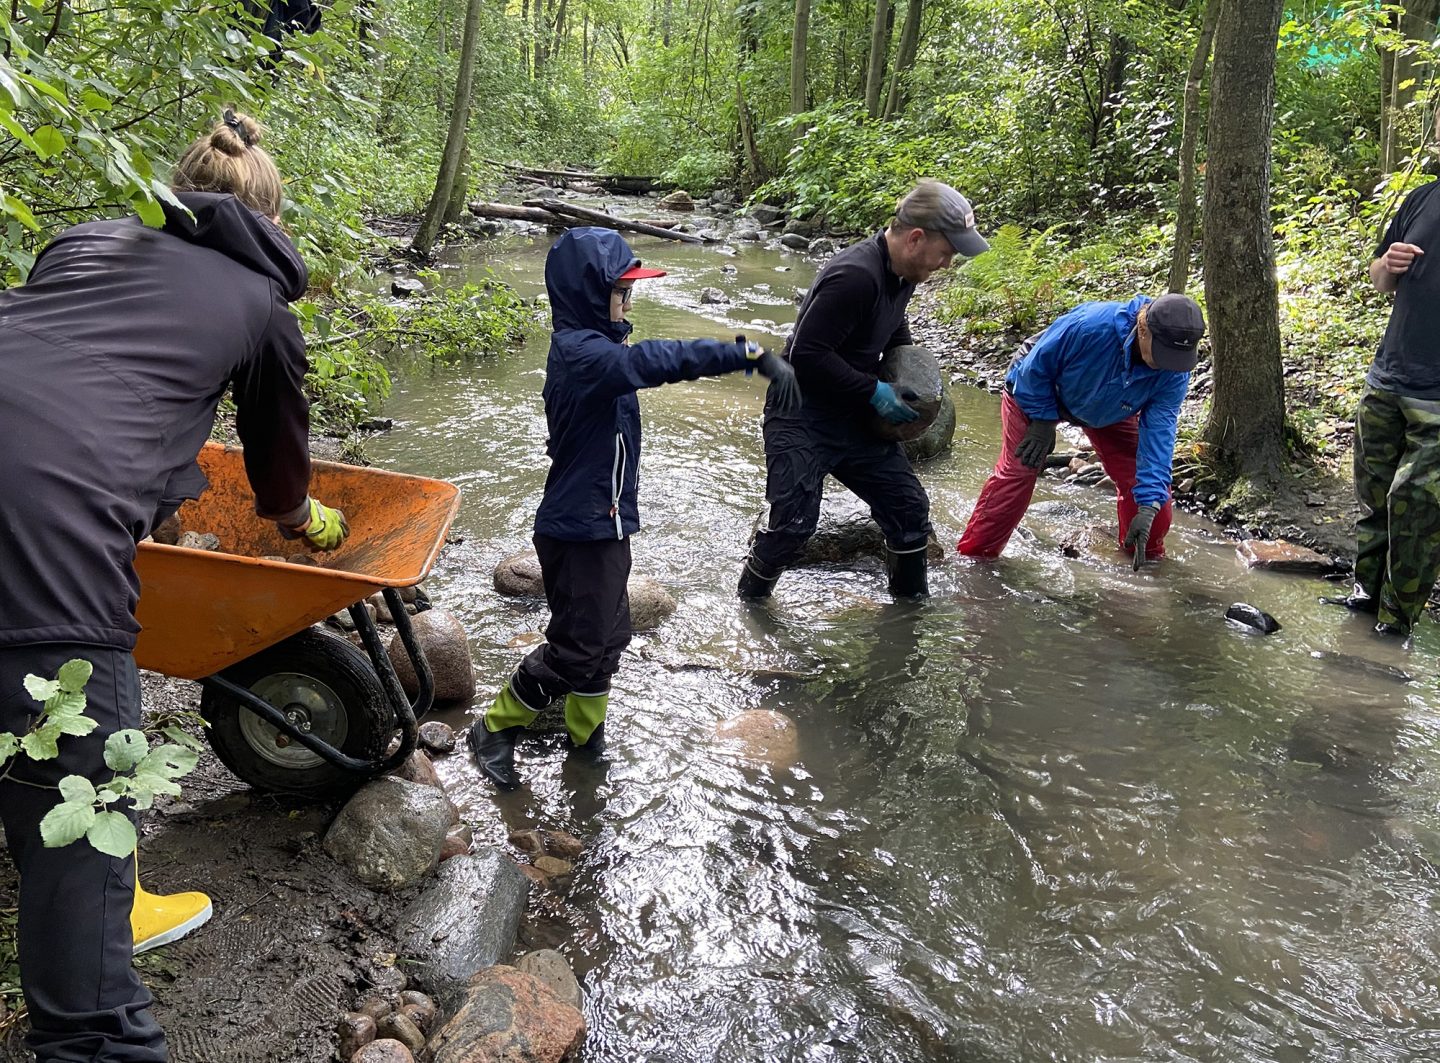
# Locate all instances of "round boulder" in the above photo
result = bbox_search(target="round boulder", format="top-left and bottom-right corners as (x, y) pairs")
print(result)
(323, 777), (453, 891)
(902, 384), (956, 463)
(628, 575), (676, 632)
(386, 609), (475, 704)
(715, 710), (799, 769)
(658, 190), (695, 211)
(870, 345), (945, 442)
(353, 1040), (414, 1063)
(494, 549), (545, 597)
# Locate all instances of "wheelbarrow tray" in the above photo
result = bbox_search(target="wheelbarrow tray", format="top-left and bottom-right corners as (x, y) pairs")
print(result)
(134, 442), (459, 680)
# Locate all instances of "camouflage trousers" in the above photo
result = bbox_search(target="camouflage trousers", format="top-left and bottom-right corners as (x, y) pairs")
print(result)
(1353, 385), (1440, 631)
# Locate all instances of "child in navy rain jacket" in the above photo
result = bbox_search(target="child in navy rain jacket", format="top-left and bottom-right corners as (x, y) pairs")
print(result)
(469, 227), (799, 790)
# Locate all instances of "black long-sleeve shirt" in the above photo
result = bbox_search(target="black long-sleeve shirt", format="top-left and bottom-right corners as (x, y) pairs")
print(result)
(0, 191), (312, 649)
(786, 231), (914, 411)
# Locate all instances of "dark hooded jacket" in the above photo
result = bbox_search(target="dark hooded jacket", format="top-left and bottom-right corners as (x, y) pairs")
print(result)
(533, 227), (750, 541)
(0, 191), (312, 650)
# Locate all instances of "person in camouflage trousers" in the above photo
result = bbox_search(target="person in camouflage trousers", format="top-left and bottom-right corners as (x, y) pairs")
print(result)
(1328, 179), (1440, 637)
(1348, 389), (1440, 634)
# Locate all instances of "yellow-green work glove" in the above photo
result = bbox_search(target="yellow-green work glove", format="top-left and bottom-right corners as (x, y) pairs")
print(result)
(280, 497), (350, 551)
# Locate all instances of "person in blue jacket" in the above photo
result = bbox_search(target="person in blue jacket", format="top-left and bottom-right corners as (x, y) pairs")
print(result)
(469, 227), (799, 790)
(957, 293), (1205, 566)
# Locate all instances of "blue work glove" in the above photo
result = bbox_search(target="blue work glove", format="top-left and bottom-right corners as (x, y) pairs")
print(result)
(1123, 503), (1161, 570)
(870, 381), (919, 424)
(278, 497), (350, 551)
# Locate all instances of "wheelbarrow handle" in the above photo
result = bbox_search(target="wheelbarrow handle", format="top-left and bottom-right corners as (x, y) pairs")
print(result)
(352, 587), (432, 775)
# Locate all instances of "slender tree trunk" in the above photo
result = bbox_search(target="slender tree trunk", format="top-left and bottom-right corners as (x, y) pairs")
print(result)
(663, 0), (672, 46)
(1380, 0), (1440, 173)
(582, 6), (589, 69)
(1168, 0), (1218, 294)
(412, 0), (485, 255)
(533, 0), (547, 80)
(551, 0), (567, 58)
(521, 0), (531, 73)
(882, 0), (921, 119)
(443, 134), (470, 226)
(863, 0), (891, 118)
(1200, 0), (1286, 477)
(790, 0), (811, 114)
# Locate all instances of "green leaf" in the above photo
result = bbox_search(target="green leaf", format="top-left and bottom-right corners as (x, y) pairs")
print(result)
(0, 192), (39, 232)
(0, 112), (39, 154)
(23, 674), (58, 702)
(54, 713), (98, 737)
(45, 690), (86, 717)
(131, 772), (183, 799)
(161, 725), (206, 752)
(137, 744), (198, 780)
(86, 811), (137, 858)
(0, 733), (17, 762)
(31, 125), (66, 160)
(133, 194), (164, 228)
(79, 89), (112, 113)
(21, 724), (61, 761)
(57, 659), (92, 694)
(103, 730), (147, 772)
(58, 775), (96, 804)
(15, 72), (68, 105)
(39, 800), (95, 848)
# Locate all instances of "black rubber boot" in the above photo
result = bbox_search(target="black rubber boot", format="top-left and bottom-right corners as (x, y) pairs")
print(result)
(571, 721), (606, 759)
(467, 721), (525, 791)
(1319, 586), (1379, 615)
(737, 556), (780, 599)
(885, 545), (929, 598)
(1374, 620), (1410, 638)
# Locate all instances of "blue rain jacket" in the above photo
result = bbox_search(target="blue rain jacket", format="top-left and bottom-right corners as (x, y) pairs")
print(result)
(533, 227), (751, 541)
(1005, 295), (1189, 508)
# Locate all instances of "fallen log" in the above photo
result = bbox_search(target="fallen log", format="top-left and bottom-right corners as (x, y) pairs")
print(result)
(468, 202), (565, 224)
(485, 159), (669, 194)
(522, 198), (704, 243)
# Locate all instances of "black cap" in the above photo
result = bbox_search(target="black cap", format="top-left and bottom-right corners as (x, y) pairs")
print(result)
(1146, 293), (1205, 371)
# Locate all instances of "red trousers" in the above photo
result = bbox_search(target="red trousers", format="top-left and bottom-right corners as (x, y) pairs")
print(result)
(957, 392), (1173, 559)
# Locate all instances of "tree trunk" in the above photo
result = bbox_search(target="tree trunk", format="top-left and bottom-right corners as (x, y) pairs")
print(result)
(551, 0), (567, 59)
(863, 0), (891, 118)
(1168, 0), (1219, 294)
(790, 0), (811, 114)
(663, 0), (672, 47)
(882, 0), (921, 119)
(412, 0), (486, 255)
(443, 135), (470, 226)
(521, 0), (531, 73)
(1380, 0), (1440, 173)
(533, 0), (547, 81)
(1200, 0), (1286, 477)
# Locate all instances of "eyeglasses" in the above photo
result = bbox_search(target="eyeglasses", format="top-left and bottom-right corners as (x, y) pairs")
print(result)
(612, 286), (634, 303)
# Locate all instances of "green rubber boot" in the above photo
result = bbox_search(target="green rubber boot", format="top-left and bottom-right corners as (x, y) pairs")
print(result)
(467, 684), (539, 790)
(564, 689), (609, 757)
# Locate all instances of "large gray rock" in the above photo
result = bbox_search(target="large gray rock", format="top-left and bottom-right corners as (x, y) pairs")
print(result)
(714, 710), (799, 769)
(397, 849), (530, 1013)
(494, 549), (544, 597)
(732, 228), (763, 242)
(750, 204), (784, 226)
(427, 966), (585, 1063)
(387, 608), (476, 704)
(787, 500), (946, 567)
(779, 233), (811, 251)
(324, 777), (453, 890)
(870, 345), (945, 442)
(628, 576), (676, 632)
(700, 287), (728, 304)
(902, 384), (956, 463)
(782, 217), (821, 237)
(657, 190), (695, 211)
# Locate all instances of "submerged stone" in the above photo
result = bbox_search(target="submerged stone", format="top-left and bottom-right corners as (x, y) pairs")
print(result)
(1224, 602), (1281, 634)
(1236, 539), (1339, 574)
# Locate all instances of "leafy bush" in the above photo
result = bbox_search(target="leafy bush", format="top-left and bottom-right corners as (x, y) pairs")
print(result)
(663, 149), (731, 194)
(935, 224), (1120, 336)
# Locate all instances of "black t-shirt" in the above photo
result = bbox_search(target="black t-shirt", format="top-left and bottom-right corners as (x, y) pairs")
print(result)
(1373, 180), (1440, 397)
(785, 232), (914, 410)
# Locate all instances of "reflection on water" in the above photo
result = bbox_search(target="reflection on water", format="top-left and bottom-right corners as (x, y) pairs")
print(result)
(368, 225), (1440, 1061)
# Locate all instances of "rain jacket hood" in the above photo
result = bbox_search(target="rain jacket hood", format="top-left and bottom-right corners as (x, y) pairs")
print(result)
(544, 226), (636, 342)
(532, 227), (751, 541)
(161, 190), (309, 303)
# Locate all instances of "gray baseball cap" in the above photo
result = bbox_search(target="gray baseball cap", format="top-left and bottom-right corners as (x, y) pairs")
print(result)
(1146, 293), (1206, 371)
(895, 180), (989, 256)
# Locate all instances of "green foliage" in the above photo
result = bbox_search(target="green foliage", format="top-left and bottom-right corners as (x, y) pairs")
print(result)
(662, 149), (731, 195)
(935, 224), (1120, 336)
(0, 660), (201, 859)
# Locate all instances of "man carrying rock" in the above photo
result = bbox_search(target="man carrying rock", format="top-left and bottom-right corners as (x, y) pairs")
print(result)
(1325, 184), (1440, 637)
(737, 180), (989, 599)
(957, 293), (1205, 567)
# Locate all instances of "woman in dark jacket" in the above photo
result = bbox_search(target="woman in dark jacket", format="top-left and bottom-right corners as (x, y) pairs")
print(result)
(468, 226), (798, 791)
(0, 111), (345, 1062)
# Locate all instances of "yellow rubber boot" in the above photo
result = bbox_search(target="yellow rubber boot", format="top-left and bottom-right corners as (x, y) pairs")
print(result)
(131, 856), (213, 955)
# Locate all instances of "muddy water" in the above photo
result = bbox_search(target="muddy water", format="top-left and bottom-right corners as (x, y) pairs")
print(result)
(369, 220), (1440, 1061)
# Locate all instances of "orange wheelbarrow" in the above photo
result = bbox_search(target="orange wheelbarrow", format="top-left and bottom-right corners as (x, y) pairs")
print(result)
(133, 443), (461, 798)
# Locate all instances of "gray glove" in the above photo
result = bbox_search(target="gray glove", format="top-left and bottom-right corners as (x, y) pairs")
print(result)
(1014, 419), (1058, 469)
(1123, 503), (1161, 570)
(754, 348), (801, 412)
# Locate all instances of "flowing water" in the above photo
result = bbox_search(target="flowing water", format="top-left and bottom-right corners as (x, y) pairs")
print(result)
(367, 217), (1440, 1062)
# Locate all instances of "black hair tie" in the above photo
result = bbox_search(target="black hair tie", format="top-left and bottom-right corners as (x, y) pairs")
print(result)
(221, 108), (250, 146)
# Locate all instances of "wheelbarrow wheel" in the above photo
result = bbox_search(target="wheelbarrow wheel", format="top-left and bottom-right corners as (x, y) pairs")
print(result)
(201, 627), (392, 799)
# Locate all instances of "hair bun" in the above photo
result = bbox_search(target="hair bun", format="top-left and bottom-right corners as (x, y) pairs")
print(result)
(217, 108), (263, 151)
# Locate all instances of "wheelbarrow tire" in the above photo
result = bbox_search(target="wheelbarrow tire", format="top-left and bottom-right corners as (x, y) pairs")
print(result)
(201, 627), (392, 800)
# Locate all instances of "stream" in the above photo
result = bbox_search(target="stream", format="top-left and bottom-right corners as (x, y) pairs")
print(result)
(366, 210), (1440, 1062)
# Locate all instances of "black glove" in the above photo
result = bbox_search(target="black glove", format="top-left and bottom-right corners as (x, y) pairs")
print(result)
(1123, 503), (1161, 570)
(1013, 419), (1058, 469)
(755, 349), (801, 412)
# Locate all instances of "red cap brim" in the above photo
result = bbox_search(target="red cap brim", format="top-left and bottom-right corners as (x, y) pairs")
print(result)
(620, 265), (667, 280)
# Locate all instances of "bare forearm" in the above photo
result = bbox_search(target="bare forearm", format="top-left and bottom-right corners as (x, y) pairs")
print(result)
(1371, 257), (1400, 294)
